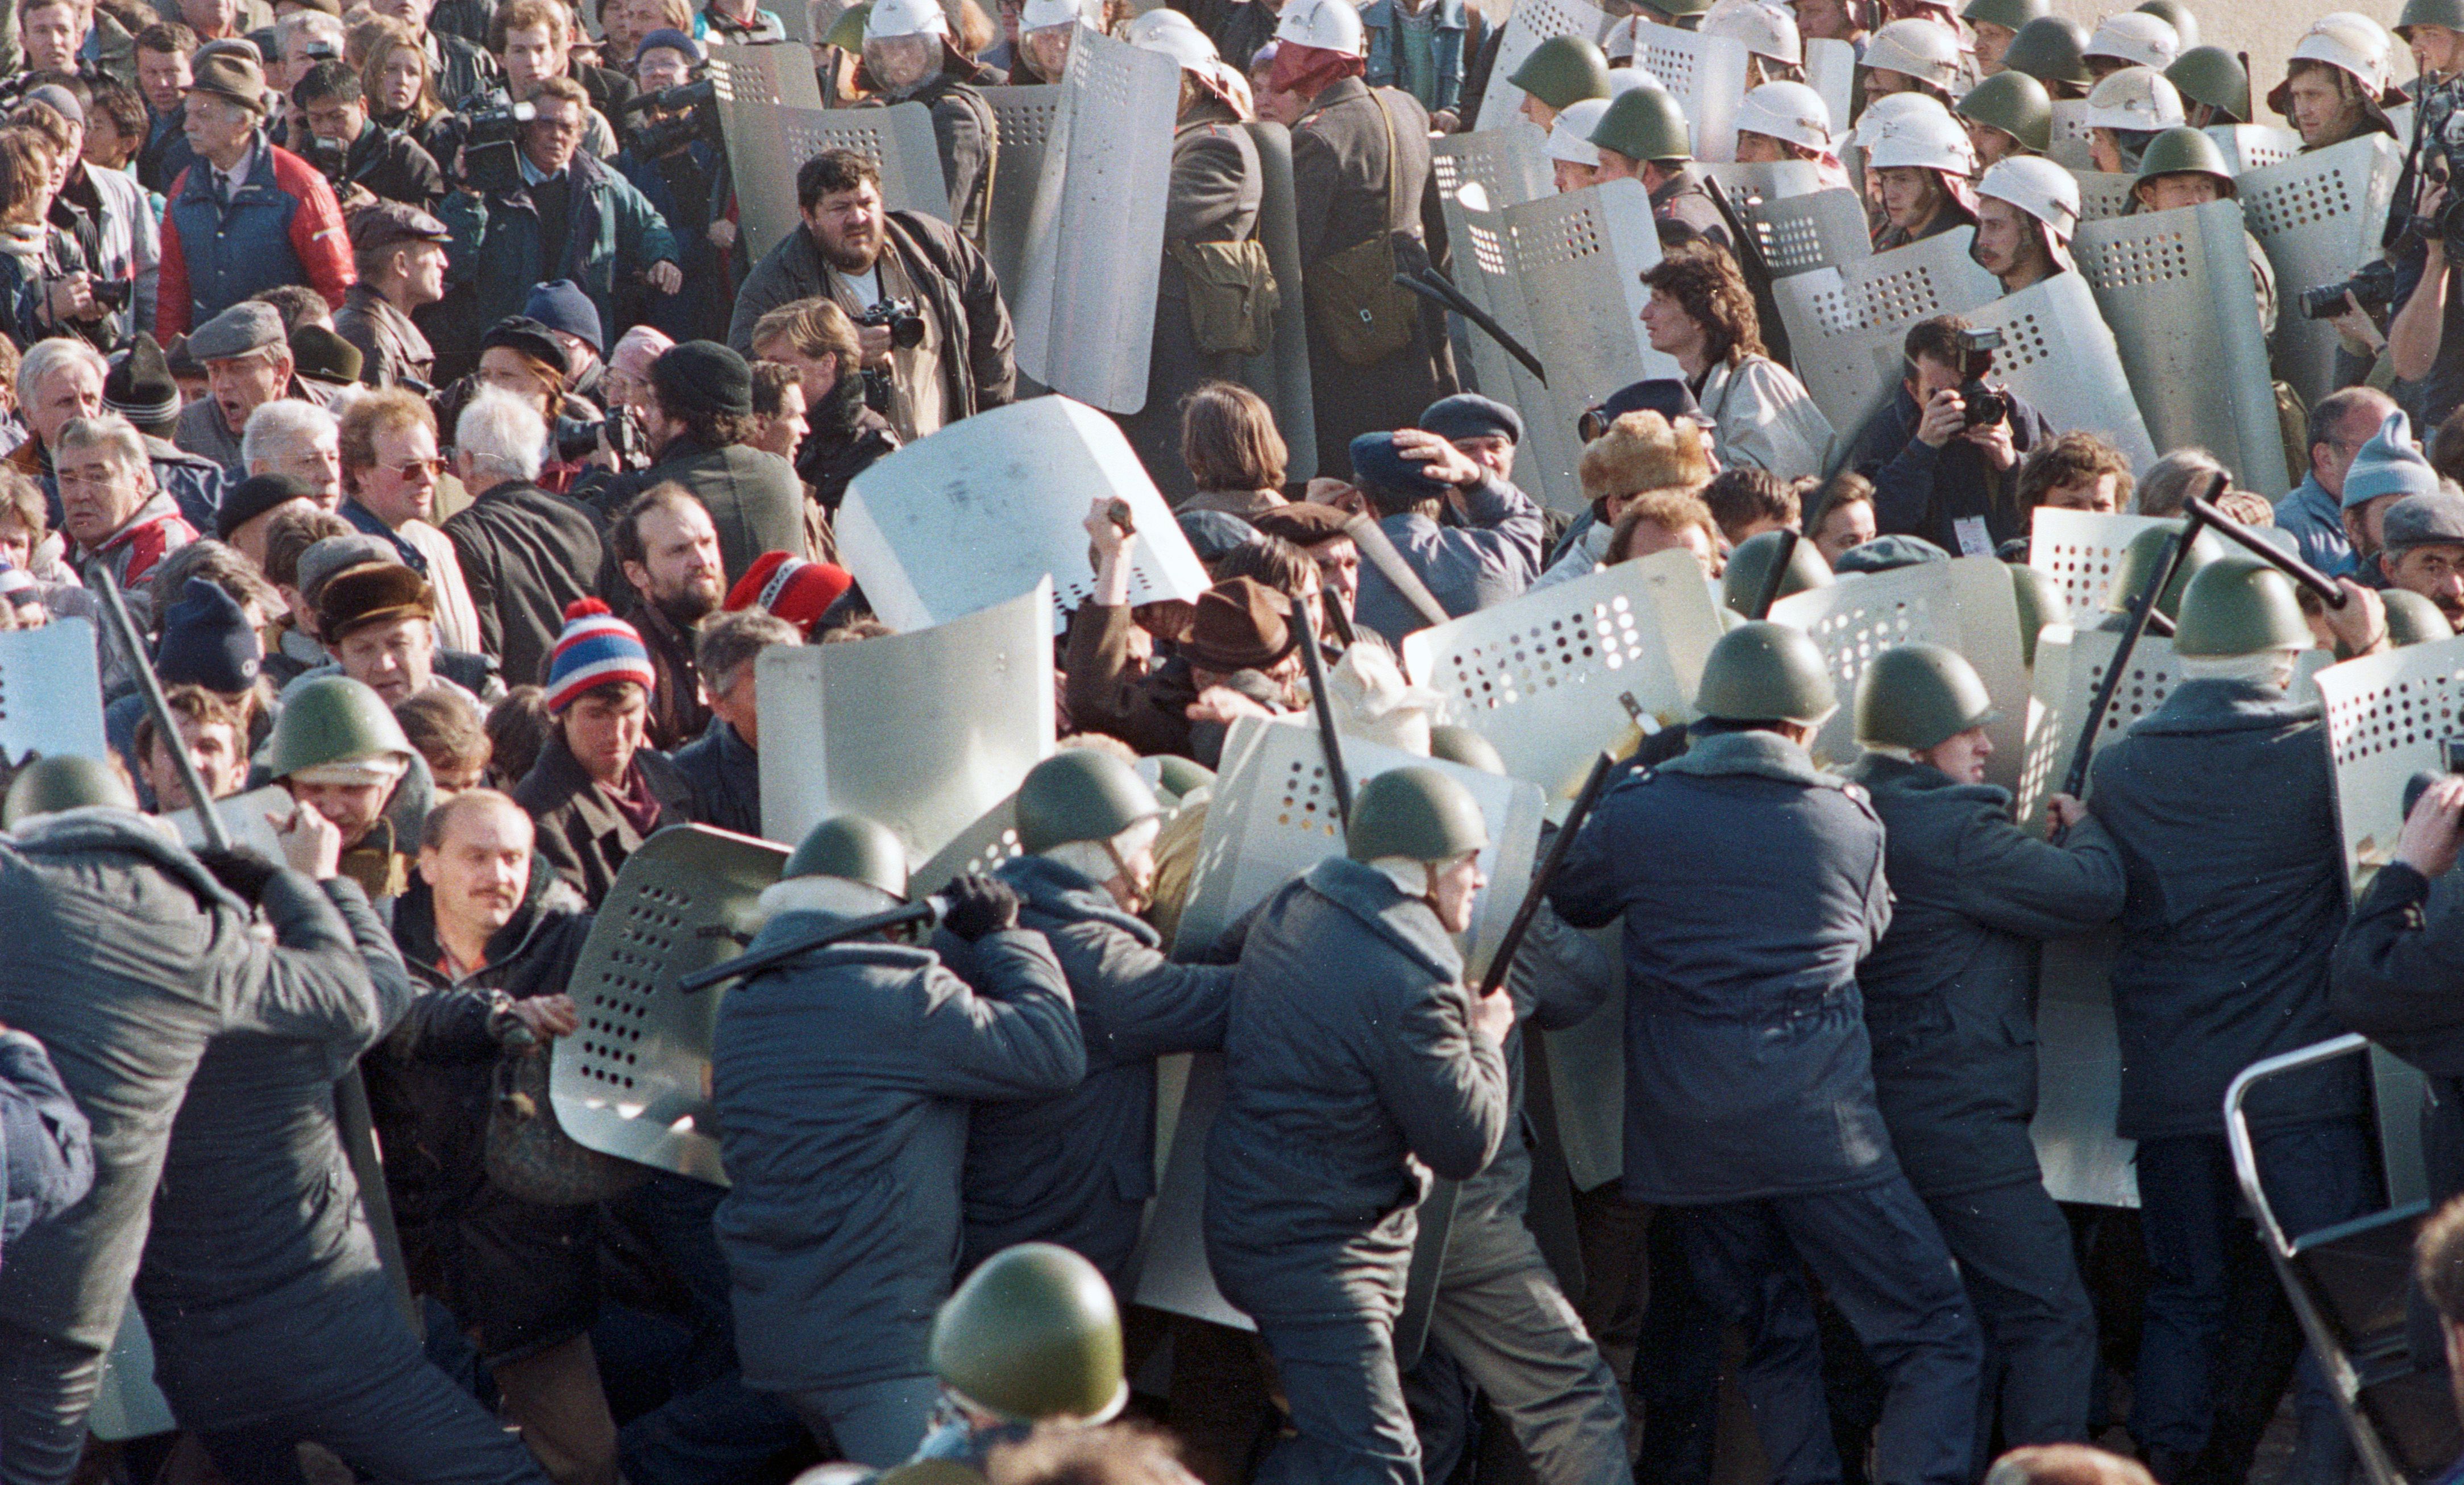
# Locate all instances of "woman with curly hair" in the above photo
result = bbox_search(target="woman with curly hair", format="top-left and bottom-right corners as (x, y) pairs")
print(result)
(1639, 240), (1833, 479)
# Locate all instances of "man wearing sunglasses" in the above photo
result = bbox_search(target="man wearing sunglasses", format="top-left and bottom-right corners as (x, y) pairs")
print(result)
(336, 386), (485, 656)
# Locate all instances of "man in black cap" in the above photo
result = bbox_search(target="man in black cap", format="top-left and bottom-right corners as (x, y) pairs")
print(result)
(1345, 428), (1545, 646)
(106, 333), (230, 528)
(1419, 392), (1524, 485)
(336, 201), (448, 388)
(523, 279), (605, 405)
(1249, 500), (1361, 628)
(586, 341), (808, 587)
(215, 468), (320, 566)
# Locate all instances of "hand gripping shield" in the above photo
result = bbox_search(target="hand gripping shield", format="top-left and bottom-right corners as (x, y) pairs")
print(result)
(1473, 0), (1610, 142)
(1727, 184), (1869, 279)
(1773, 227), (2006, 434)
(1236, 121), (1319, 483)
(0, 616), (107, 764)
(757, 580), (1056, 858)
(1956, 269), (2161, 472)
(835, 397), (1208, 632)
(550, 825), (791, 1183)
(1401, 548), (1726, 805)
(1012, 30), (1179, 411)
(2238, 132), (2402, 404)
(718, 99), (948, 264)
(983, 84), (1061, 300)
(1623, 25), (1754, 161)
(2072, 198), (2293, 496)
(2026, 506), (2181, 616)
(1767, 555), (2029, 786)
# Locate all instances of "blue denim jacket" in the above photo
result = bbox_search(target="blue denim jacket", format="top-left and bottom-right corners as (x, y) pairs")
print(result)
(1361, 0), (1480, 115)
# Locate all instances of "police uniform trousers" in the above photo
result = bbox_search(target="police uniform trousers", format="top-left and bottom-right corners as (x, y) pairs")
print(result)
(1920, 1177), (2100, 1449)
(1252, 1308), (1421, 1485)
(194, 1335), (549, 1485)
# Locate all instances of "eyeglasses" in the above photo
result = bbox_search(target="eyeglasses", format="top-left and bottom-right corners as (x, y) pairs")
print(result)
(381, 457), (447, 478)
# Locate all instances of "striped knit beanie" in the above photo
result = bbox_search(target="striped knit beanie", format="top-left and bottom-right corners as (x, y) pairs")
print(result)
(545, 598), (656, 714)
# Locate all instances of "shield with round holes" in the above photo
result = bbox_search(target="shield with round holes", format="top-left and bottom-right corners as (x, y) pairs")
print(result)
(707, 40), (825, 107)
(1773, 227), (2006, 434)
(1624, 24), (1753, 162)
(2238, 133), (2402, 405)
(1473, 0), (1610, 145)
(1959, 269), (2161, 471)
(2070, 167), (2135, 223)
(1431, 132), (1575, 508)
(2207, 123), (2301, 173)
(1728, 184), (1868, 279)
(984, 85), (1061, 299)
(2026, 507), (2180, 617)
(718, 97), (949, 265)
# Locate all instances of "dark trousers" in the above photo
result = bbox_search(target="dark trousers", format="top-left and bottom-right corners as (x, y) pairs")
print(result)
(197, 1335), (547, 1485)
(1923, 1177), (2100, 1447)
(1678, 1177), (1984, 1485)
(1253, 1310), (1420, 1485)
(2131, 1123), (2373, 1484)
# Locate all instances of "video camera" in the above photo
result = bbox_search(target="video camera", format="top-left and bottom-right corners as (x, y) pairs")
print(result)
(1954, 326), (2010, 430)
(435, 99), (538, 197)
(2298, 258), (2398, 322)
(620, 80), (721, 159)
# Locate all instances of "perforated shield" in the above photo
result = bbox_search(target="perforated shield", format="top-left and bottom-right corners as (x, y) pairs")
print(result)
(983, 84), (1061, 298)
(1433, 129), (1553, 214)
(168, 783), (297, 858)
(2072, 199), (2292, 495)
(834, 397), (1210, 632)
(1432, 141), (1573, 508)
(1958, 270), (2160, 472)
(1773, 228), (2006, 434)
(2026, 507), (2180, 616)
(1700, 160), (1827, 206)
(0, 616), (106, 764)
(1472, 0), (1609, 143)
(757, 580), (1056, 858)
(1767, 555), (2030, 785)
(1012, 31), (1179, 411)
(1627, 26), (1752, 162)
(1401, 548), (1726, 804)
(2049, 99), (2095, 152)
(550, 826), (791, 1183)
(909, 794), (1026, 894)
(2208, 124), (2302, 173)
(719, 99), (948, 265)
(1237, 122), (1318, 483)
(1731, 186), (1870, 280)
(2071, 168), (2137, 223)
(2238, 133), (2402, 404)
(1805, 37), (1856, 139)
(707, 41), (825, 108)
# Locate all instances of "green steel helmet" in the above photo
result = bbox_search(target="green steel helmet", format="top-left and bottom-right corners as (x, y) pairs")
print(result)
(2002, 15), (2092, 88)
(1693, 620), (1838, 724)
(1644, 0), (1714, 16)
(2166, 44), (2250, 120)
(2134, 0), (2199, 49)
(1427, 724), (1506, 775)
(1150, 754), (1215, 800)
(1961, 0), (2046, 32)
(2007, 561), (2070, 667)
(930, 1243), (1127, 1425)
(1719, 530), (1834, 616)
(1852, 642), (2000, 751)
(1589, 84), (1693, 163)
(2133, 124), (2234, 190)
(2381, 587), (2455, 647)
(2398, 0), (2464, 40)
(1509, 35), (1613, 110)
(1957, 69), (2055, 152)
(782, 814), (910, 899)
(2100, 522), (2223, 620)
(823, 1), (870, 48)
(1347, 766), (1489, 864)
(264, 675), (413, 780)
(3, 754), (136, 827)
(2170, 558), (2312, 657)
(1015, 750), (1162, 855)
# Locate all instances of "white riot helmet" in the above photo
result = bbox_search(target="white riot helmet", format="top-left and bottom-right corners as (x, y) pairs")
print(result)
(2077, 64), (2185, 131)
(1862, 19), (1965, 93)
(1977, 153), (2081, 244)
(1124, 7), (1202, 45)
(1863, 93), (1977, 173)
(2287, 12), (2393, 98)
(2081, 11), (2179, 71)
(1703, 0), (1801, 65)
(1275, 0), (1365, 55)
(1019, 0), (1096, 28)
(1735, 79), (1831, 150)
(863, 0), (948, 42)
(1132, 18), (1220, 70)
(1547, 97), (1611, 164)
(1850, 88), (1936, 148)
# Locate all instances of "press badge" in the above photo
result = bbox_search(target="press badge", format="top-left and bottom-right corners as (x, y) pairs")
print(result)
(1953, 517), (1992, 557)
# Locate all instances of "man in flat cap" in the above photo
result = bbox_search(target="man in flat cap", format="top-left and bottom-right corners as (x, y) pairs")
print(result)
(175, 300), (329, 474)
(2380, 490), (2464, 627)
(336, 201), (448, 387)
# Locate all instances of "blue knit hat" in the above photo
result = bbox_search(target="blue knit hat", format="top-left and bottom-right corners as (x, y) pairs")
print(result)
(2343, 410), (2441, 509)
(635, 26), (703, 64)
(1420, 393), (1524, 447)
(545, 598), (655, 714)
(157, 578), (263, 693)
(1349, 433), (1457, 506)
(523, 280), (604, 355)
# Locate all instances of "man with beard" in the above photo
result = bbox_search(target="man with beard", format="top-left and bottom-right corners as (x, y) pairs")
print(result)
(588, 341), (805, 586)
(2375, 491), (2464, 629)
(608, 483), (722, 750)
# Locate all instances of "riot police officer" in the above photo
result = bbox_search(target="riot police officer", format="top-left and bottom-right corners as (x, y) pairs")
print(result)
(911, 1241), (1131, 1467)
(1845, 644), (2122, 1446)
(1204, 766), (1515, 1485)
(1548, 621), (1985, 1485)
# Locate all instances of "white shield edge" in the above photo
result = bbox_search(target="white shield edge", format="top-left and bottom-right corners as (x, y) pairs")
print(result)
(2026, 506), (2182, 618)
(86, 1307), (174, 1441)
(1699, 159), (1826, 208)
(1805, 37), (1856, 140)
(1432, 128), (1554, 213)
(168, 783), (297, 858)
(1436, 158), (1582, 511)
(1961, 269), (2159, 472)
(2314, 634), (2464, 892)
(1773, 227), (2006, 435)
(1736, 185), (1870, 280)
(2241, 132), (2401, 405)
(2049, 98), (2095, 143)
(1541, 926), (1627, 1193)
(2207, 123), (2301, 174)
(1473, 0), (1611, 137)
(2033, 930), (2140, 1208)
(0, 616), (107, 765)
(983, 84), (1063, 303)
(1631, 26), (1750, 163)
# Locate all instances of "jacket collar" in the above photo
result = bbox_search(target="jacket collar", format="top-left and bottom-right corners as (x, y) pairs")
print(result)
(84, 489), (183, 557)
(1843, 751), (2014, 810)
(1300, 855), (1463, 982)
(1656, 728), (1844, 787)
(5, 807), (246, 912)
(1302, 76), (1372, 120)
(394, 853), (582, 985)
(178, 132), (273, 205)
(1000, 852), (1160, 947)
(2140, 675), (2323, 733)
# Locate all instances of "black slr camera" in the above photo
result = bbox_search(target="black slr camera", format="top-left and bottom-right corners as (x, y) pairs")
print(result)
(621, 80), (721, 159)
(1955, 326), (2010, 430)
(2299, 257), (2399, 321)
(439, 100), (539, 196)
(856, 298), (926, 410)
(555, 405), (647, 468)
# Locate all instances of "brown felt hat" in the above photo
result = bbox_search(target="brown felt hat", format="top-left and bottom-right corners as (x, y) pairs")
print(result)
(1249, 502), (1354, 547)
(1182, 576), (1299, 673)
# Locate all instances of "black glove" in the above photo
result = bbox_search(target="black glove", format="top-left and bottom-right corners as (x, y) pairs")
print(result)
(193, 847), (285, 905)
(941, 872), (1021, 942)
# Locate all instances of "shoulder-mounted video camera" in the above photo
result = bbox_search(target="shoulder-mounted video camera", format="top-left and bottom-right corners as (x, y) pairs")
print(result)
(621, 79), (721, 159)
(437, 99), (538, 197)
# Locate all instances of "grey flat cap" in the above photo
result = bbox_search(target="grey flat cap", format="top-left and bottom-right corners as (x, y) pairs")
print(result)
(187, 301), (287, 362)
(297, 534), (402, 604)
(2383, 491), (2464, 553)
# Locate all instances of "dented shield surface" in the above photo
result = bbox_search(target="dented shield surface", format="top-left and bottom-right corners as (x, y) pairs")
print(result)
(983, 84), (1061, 298)
(720, 99), (948, 265)
(1472, 0), (1609, 144)
(1623, 26), (1752, 162)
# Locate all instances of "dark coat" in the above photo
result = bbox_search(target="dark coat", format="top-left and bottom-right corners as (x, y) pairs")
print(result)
(1846, 756), (2125, 1197)
(442, 478), (609, 688)
(933, 854), (1233, 1289)
(1549, 730), (1897, 1204)
(797, 381), (900, 514)
(1844, 383), (2056, 557)
(596, 438), (808, 588)
(1351, 474), (1547, 646)
(709, 906), (1082, 1392)
(1169, 0), (1278, 80)
(131, 876), (414, 1428)
(1203, 857), (1509, 1324)
(614, 138), (739, 345)
(0, 1031), (92, 1258)
(2089, 678), (2366, 1140)
(1648, 167), (1732, 254)
(1062, 602), (1200, 759)
(614, 588), (711, 752)
(672, 717), (760, 837)
(335, 283), (435, 389)
(340, 119), (446, 208)
(435, 150), (678, 368)
(1123, 106), (1264, 495)
(2334, 862), (2464, 1077)
(512, 731), (694, 908)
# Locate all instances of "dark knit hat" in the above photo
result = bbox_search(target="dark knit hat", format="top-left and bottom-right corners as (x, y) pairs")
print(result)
(290, 324), (363, 387)
(1419, 393), (1523, 446)
(634, 26), (703, 63)
(653, 341), (754, 418)
(105, 334), (181, 430)
(1182, 576), (1298, 672)
(214, 471), (318, 541)
(523, 279), (604, 354)
(1348, 433), (1456, 505)
(156, 578), (263, 692)
(481, 316), (572, 379)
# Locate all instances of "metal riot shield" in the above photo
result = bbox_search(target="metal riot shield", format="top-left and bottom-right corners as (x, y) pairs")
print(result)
(1773, 227), (2005, 435)
(2034, 931), (2138, 1207)
(707, 41), (825, 108)
(1239, 122), (1318, 484)
(834, 397), (1210, 632)
(2047, 101), (2096, 169)
(1432, 128), (1553, 215)
(2208, 124), (2303, 173)
(2073, 199), (2293, 496)
(757, 581), (1056, 856)
(1700, 160), (1827, 206)
(169, 783), (298, 858)
(0, 616), (106, 764)
(1959, 269), (2160, 471)
(1805, 37), (1856, 142)
(1626, 27), (1752, 162)
(983, 85), (1060, 298)
(550, 825), (791, 1184)
(1432, 141), (1574, 508)
(2026, 507), (2181, 616)
(1401, 548), (1726, 806)
(1473, 0), (1609, 144)
(1732, 186), (1870, 280)
(2239, 133), (2403, 405)
(1012, 31), (1178, 412)
(1769, 555), (2030, 786)
(719, 99), (948, 265)
(2071, 169), (2137, 223)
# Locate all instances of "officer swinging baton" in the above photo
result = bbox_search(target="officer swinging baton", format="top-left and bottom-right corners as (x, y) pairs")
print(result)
(1393, 268), (1549, 385)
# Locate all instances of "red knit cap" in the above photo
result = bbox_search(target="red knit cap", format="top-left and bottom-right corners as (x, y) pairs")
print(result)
(725, 550), (854, 633)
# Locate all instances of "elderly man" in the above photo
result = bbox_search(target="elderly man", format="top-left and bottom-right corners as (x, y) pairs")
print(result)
(1345, 428), (1546, 646)
(441, 389), (604, 688)
(2273, 388), (2396, 579)
(337, 388), (481, 653)
(335, 204), (448, 388)
(57, 413), (196, 594)
(9, 337), (105, 491)
(606, 483), (721, 749)
(2377, 492), (2464, 626)
(176, 301), (326, 474)
(672, 608), (799, 835)
(242, 398), (342, 505)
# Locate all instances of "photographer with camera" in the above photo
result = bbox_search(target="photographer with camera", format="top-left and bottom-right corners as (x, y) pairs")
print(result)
(1842, 314), (2055, 557)
(612, 28), (734, 344)
(0, 121), (118, 352)
(585, 339), (805, 586)
(728, 149), (1011, 445)
(2389, 169), (2464, 431)
(292, 59), (443, 208)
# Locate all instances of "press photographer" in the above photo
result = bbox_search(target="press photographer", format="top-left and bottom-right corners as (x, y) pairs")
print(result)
(583, 339), (807, 586)
(291, 59), (444, 209)
(1841, 315), (2055, 555)
(2390, 169), (2464, 432)
(612, 29), (737, 345)
(725, 149), (1011, 445)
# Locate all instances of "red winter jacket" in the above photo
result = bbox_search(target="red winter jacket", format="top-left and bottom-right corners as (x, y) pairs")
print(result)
(156, 134), (354, 339)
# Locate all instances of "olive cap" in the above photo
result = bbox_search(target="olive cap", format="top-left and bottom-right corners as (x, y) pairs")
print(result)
(2002, 15), (2092, 88)
(1958, 69), (2055, 152)
(930, 1243), (1127, 1425)
(2382, 587), (2454, 647)
(1960, 0), (2046, 32)
(1150, 754), (1215, 800)
(2171, 558), (2313, 657)
(2007, 561), (2070, 666)
(1694, 620), (1839, 724)
(2399, 0), (2464, 40)
(264, 675), (413, 781)
(782, 814), (910, 899)
(1016, 750), (1162, 855)
(3, 754), (136, 827)
(1590, 84), (1693, 163)
(1852, 642), (2000, 751)
(1509, 34), (1613, 110)
(1347, 766), (1489, 864)
(1719, 529), (1833, 616)
(2167, 45), (2251, 121)
(2133, 123), (2233, 190)
(1428, 724), (1506, 775)
(2101, 522), (2222, 620)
